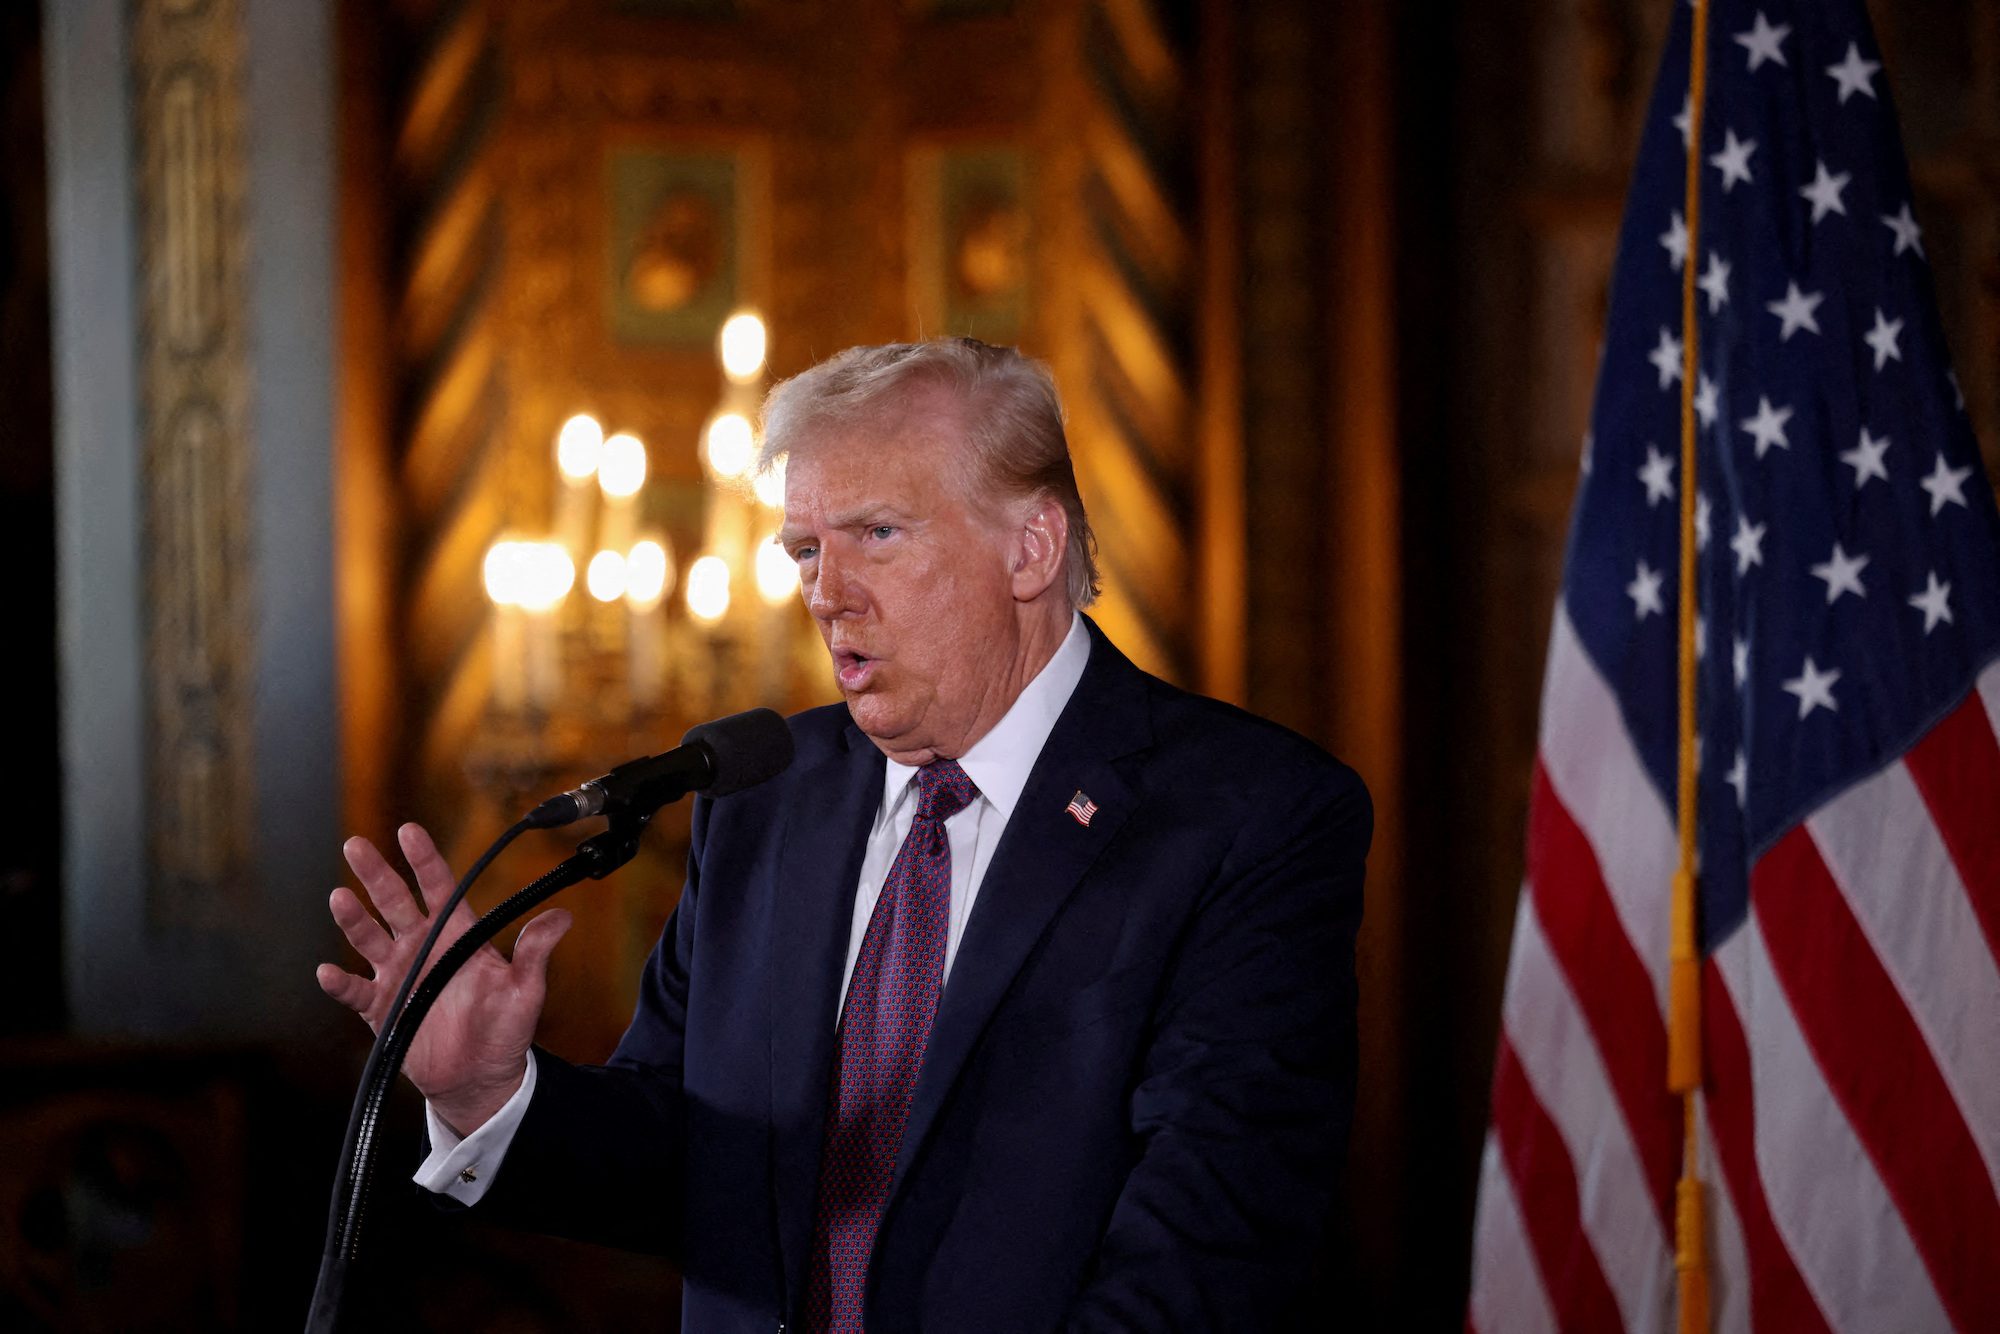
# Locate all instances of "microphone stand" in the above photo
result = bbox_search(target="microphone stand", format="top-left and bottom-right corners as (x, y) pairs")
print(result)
(304, 808), (655, 1333)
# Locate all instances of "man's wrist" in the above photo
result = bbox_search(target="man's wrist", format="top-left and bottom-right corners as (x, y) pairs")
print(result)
(416, 1054), (537, 1204)
(425, 1058), (530, 1139)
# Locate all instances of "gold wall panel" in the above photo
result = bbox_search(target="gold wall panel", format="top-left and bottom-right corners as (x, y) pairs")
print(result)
(132, 0), (256, 927)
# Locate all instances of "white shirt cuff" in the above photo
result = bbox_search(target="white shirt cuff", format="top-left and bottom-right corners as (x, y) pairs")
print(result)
(412, 1051), (537, 1206)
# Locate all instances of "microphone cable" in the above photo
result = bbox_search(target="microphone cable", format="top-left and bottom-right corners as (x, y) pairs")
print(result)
(306, 815), (532, 1329)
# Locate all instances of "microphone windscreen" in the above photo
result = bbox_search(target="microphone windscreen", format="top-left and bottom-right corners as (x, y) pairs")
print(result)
(682, 707), (795, 796)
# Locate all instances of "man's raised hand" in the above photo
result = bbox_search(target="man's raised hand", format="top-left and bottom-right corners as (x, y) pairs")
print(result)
(315, 822), (572, 1136)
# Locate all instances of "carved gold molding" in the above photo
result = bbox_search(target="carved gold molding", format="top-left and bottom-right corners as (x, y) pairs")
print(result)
(132, 0), (257, 926)
(1041, 0), (1196, 682)
(394, 0), (509, 796)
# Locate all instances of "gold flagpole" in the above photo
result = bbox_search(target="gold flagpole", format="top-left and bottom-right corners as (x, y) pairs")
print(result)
(1671, 1), (1713, 1330)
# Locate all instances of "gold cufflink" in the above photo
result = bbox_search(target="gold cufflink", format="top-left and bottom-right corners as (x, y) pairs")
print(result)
(458, 1166), (477, 1184)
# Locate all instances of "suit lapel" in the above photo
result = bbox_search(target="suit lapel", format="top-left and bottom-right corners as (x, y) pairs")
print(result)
(769, 727), (883, 1302)
(888, 619), (1153, 1196)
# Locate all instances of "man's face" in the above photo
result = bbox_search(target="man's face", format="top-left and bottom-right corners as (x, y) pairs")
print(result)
(778, 416), (1024, 763)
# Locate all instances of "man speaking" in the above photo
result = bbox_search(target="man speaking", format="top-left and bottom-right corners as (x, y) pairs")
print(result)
(317, 338), (1371, 1332)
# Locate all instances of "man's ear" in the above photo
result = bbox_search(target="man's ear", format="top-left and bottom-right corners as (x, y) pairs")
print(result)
(1010, 497), (1069, 603)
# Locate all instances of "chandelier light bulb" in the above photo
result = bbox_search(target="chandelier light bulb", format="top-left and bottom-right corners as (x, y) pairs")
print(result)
(624, 538), (673, 610)
(556, 413), (604, 481)
(516, 542), (575, 613)
(685, 554), (732, 622)
(482, 539), (528, 607)
(751, 456), (786, 510)
(754, 536), (797, 605)
(599, 432), (648, 499)
(719, 311), (768, 383)
(586, 548), (628, 602)
(705, 412), (756, 480)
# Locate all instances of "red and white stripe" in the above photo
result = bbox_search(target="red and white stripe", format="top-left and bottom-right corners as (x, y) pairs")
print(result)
(1469, 607), (2000, 1333)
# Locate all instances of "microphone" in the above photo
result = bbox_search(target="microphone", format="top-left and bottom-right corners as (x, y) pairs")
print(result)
(526, 707), (795, 828)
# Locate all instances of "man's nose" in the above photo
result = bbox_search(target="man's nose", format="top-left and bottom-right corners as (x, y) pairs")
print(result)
(808, 548), (864, 619)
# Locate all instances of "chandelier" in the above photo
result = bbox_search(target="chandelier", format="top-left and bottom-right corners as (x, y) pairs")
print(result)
(468, 310), (817, 808)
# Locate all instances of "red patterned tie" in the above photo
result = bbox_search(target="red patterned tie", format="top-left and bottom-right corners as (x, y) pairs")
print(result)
(804, 758), (979, 1333)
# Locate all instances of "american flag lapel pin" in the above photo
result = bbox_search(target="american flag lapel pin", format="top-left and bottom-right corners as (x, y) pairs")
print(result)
(1065, 790), (1098, 826)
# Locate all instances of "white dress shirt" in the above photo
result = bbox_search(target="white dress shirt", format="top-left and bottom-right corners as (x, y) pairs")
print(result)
(416, 613), (1091, 1205)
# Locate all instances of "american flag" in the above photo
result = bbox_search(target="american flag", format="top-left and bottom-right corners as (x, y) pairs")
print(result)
(1066, 790), (1098, 826)
(1468, 2), (2000, 1331)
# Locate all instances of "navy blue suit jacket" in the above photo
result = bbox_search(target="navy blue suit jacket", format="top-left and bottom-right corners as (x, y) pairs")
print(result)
(477, 618), (1370, 1331)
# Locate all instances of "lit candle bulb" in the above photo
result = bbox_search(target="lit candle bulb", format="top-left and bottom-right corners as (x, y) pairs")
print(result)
(625, 538), (673, 709)
(719, 311), (767, 384)
(555, 414), (603, 555)
(556, 414), (604, 480)
(587, 548), (628, 602)
(754, 534), (796, 606)
(751, 456), (786, 510)
(517, 542), (574, 711)
(704, 412), (755, 481)
(598, 432), (647, 499)
(599, 432), (647, 556)
(686, 554), (731, 624)
(483, 539), (527, 713)
(753, 534), (796, 699)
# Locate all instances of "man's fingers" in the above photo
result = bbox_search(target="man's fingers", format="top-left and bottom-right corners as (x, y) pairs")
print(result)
(315, 962), (377, 1022)
(345, 834), (425, 935)
(328, 886), (395, 968)
(399, 822), (460, 916)
(510, 909), (573, 989)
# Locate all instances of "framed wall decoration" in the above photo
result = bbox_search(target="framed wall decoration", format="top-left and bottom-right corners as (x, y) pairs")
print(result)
(605, 146), (746, 346)
(907, 143), (1030, 344)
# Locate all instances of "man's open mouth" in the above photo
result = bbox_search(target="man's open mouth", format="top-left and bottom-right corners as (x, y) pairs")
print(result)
(833, 647), (878, 687)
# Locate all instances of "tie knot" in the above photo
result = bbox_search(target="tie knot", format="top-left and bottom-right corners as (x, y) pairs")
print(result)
(913, 758), (978, 823)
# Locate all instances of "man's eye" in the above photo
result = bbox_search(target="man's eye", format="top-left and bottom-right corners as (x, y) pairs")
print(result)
(792, 545), (817, 562)
(870, 526), (896, 541)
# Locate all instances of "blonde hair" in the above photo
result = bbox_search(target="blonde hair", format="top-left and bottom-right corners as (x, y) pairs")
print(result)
(758, 337), (1100, 608)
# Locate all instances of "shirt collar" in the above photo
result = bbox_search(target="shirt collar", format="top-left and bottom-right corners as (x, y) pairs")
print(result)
(879, 611), (1091, 822)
